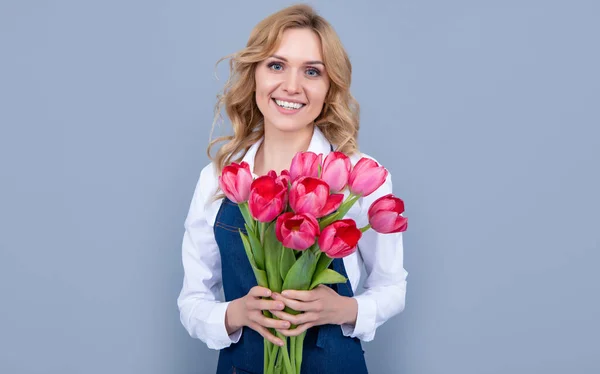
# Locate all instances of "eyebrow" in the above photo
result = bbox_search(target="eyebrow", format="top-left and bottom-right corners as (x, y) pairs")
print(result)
(269, 55), (325, 66)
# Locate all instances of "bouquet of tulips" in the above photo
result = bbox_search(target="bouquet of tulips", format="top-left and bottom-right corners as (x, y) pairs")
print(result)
(218, 151), (407, 374)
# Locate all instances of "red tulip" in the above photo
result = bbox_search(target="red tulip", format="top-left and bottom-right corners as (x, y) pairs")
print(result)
(218, 161), (253, 203)
(275, 212), (320, 250)
(318, 219), (362, 258)
(320, 193), (344, 217)
(289, 177), (343, 218)
(368, 194), (408, 234)
(348, 158), (388, 197)
(290, 152), (322, 181)
(248, 174), (287, 222)
(321, 152), (351, 192)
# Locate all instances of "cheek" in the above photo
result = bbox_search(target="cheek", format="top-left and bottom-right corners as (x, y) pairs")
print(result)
(255, 72), (278, 95)
(307, 83), (329, 107)
(254, 71), (270, 99)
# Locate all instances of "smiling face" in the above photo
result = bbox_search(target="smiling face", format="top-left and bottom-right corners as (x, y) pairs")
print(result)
(254, 28), (330, 134)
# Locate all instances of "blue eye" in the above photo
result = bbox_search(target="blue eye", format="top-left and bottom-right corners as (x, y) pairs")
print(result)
(306, 68), (321, 77)
(268, 62), (283, 71)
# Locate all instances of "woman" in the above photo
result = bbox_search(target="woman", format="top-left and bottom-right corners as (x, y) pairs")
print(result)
(177, 4), (407, 373)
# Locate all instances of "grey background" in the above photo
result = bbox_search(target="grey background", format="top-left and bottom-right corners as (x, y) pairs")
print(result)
(1, 0), (598, 373)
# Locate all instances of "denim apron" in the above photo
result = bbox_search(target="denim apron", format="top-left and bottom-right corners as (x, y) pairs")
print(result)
(213, 185), (369, 373)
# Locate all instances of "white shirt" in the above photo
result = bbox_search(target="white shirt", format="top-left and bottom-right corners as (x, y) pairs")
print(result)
(177, 127), (408, 350)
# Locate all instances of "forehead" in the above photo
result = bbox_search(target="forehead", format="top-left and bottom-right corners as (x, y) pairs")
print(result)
(272, 28), (323, 63)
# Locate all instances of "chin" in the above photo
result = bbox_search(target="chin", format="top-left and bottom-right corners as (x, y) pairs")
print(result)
(265, 118), (314, 133)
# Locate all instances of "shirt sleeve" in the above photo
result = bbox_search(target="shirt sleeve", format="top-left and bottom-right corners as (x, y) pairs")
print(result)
(177, 165), (243, 350)
(341, 171), (408, 342)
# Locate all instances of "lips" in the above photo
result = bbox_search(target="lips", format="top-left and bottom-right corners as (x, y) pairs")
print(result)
(271, 98), (305, 114)
(272, 97), (306, 105)
(272, 98), (306, 108)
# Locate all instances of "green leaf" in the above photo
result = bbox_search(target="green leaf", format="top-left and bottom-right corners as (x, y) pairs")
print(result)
(239, 230), (268, 287)
(282, 249), (318, 292)
(246, 224), (265, 270)
(239, 230), (255, 266)
(238, 202), (255, 233)
(280, 249), (318, 316)
(309, 268), (347, 289)
(312, 251), (333, 284)
(264, 221), (283, 293)
(279, 246), (296, 281)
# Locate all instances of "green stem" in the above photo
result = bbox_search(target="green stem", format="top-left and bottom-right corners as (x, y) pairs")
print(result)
(359, 223), (371, 233)
(290, 336), (296, 373)
(260, 221), (267, 243)
(275, 344), (283, 372)
(276, 332), (294, 373)
(265, 339), (270, 374)
(267, 342), (279, 374)
(263, 311), (275, 374)
(319, 193), (361, 230)
(295, 331), (306, 374)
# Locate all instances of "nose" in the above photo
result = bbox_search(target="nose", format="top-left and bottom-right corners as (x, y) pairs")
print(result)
(282, 70), (301, 94)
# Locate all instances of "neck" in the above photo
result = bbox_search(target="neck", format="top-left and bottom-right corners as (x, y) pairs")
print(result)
(254, 125), (315, 176)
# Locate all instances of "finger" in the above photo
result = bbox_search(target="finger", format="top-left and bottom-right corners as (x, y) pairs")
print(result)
(277, 323), (312, 337)
(271, 293), (301, 307)
(279, 298), (321, 312)
(251, 323), (285, 346)
(249, 286), (272, 298)
(255, 314), (291, 330)
(280, 289), (319, 301)
(271, 310), (315, 325)
(248, 298), (285, 311)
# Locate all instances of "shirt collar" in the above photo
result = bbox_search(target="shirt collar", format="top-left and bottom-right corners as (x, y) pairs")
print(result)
(241, 126), (332, 177)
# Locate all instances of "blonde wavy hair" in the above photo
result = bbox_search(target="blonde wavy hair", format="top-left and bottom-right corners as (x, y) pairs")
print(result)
(207, 4), (360, 176)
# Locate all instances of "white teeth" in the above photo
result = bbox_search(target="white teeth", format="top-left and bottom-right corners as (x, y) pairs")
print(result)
(274, 99), (304, 110)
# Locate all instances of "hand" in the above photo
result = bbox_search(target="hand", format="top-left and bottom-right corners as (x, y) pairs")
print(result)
(225, 286), (291, 346)
(269, 285), (358, 337)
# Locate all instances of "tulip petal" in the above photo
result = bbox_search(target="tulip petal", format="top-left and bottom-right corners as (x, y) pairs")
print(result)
(289, 177), (330, 216)
(219, 162), (253, 203)
(248, 175), (287, 222)
(290, 152), (321, 181)
(276, 212), (295, 242)
(318, 219), (361, 258)
(318, 193), (344, 218)
(322, 152), (351, 192)
(284, 231), (316, 251)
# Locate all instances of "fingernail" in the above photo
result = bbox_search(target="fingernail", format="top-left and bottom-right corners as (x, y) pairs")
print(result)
(278, 340), (284, 346)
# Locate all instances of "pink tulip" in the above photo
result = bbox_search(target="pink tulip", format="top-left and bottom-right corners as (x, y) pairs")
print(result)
(290, 152), (322, 181)
(289, 177), (343, 218)
(368, 194), (408, 234)
(277, 169), (291, 187)
(348, 158), (388, 197)
(248, 175), (287, 222)
(218, 161), (253, 203)
(318, 219), (362, 258)
(321, 151), (351, 192)
(275, 212), (320, 250)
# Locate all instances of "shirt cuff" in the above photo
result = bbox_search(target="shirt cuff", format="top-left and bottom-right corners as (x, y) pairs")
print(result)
(229, 326), (243, 343)
(206, 301), (243, 349)
(340, 295), (377, 342)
